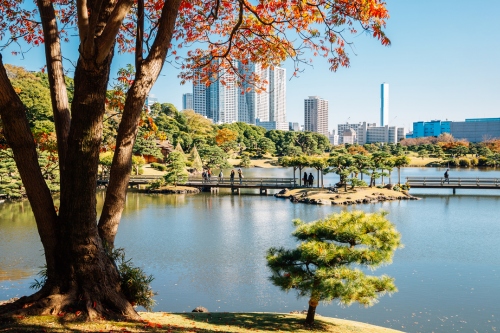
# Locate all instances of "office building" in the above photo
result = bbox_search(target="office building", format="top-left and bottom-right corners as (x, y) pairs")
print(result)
(328, 130), (339, 145)
(193, 61), (286, 125)
(304, 96), (328, 136)
(256, 119), (289, 131)
(342, 129), (356, 144)
(381, 82), (389, 126)
(406, 118), (500, 142)
(182, 93), (193, 110)
(289, 122), (300, 131)
(338, 122), (406, 144)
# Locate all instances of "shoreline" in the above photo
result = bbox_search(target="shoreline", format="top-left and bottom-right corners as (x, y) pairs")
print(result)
(0, 305), (405, 333)
(275, 187), (419, 205)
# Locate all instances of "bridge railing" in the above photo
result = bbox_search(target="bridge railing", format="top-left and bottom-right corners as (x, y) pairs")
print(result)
(406, 177), (500, 186)
(186, 177), (298, 187)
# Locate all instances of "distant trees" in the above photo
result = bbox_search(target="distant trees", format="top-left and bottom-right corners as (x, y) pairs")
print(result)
(267, 211), (402, 325)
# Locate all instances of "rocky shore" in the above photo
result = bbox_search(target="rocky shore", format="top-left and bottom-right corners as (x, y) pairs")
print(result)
(275, 187), (420, 206)
(141, 185), (200, 194)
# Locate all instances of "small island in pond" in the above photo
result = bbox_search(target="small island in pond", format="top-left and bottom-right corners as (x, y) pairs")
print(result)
(275, 187), (420, 205)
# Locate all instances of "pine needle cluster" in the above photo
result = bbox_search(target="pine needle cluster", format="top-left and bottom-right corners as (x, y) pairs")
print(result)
(266, 210), (402, 324)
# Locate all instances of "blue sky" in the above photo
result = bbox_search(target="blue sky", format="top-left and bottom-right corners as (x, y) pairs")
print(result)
(3, 0), (499, 132)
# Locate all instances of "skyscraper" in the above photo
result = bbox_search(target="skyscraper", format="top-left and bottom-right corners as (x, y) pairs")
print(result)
(182, 93), (193, 110)
(304, 96), (328, 136)
(380, 82), (389, 126)
(193, 61), (286, 125)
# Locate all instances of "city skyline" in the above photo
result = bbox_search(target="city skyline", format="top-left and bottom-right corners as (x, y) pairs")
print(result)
(3, 1), (499, 132)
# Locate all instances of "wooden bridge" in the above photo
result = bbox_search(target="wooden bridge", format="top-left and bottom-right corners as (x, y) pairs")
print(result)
(406, 177), (500, 194)
(98, 175), (299, 194)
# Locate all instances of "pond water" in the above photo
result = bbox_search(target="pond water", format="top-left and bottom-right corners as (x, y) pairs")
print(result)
(1, 167), (500, 333)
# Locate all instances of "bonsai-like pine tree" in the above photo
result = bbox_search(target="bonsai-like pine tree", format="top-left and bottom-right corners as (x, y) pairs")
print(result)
(164, 151), (188, 186)
(189, 145), (203, 173)
(266, 211), (402, 325)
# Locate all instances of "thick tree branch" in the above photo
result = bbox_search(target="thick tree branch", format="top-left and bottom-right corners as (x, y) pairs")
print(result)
(98, 0), (182, 247)
(36, 0), (71, 185)
(96, 0), (134, 64)
(77, 0), (90, 43)
(82, 0), (105, 59)
(135, 0), (144, 72)
(0, 54), (58, 279)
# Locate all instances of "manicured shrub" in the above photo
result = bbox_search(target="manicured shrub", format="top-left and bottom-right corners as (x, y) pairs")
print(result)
(459, 158), (471, 168)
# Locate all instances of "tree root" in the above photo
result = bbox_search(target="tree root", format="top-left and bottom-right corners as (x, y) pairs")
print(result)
(0, 283), (140, 321)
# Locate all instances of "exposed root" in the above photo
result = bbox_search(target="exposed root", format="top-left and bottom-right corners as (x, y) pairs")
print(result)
(0, 285), (140, 321)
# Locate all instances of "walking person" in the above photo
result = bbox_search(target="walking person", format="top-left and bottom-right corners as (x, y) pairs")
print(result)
(308, 172), (314, 188)
(303, 171), (308, 187)
(444, 168), (450, 184)
(238, 168), (243, 184)
(202, 170), (207, 183)
(218, 170), (224, 183)
(230, 169), (235, 184)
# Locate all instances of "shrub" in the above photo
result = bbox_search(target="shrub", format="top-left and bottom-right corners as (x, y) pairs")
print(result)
(478, 156), (489, 166)
(470, 157), (478, 167)
(459, 158), (471, 168)
(110, 248), (156, 311)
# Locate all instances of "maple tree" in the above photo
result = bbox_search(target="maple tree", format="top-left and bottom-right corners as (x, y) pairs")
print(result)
(0, 0), (391, 321)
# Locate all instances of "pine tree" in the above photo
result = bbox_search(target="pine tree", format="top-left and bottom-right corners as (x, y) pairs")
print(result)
(189, 146), (203, 173)
(267, 211), (402, 325)
(174, 142), (185, 154)
(164, 151), (188, 186)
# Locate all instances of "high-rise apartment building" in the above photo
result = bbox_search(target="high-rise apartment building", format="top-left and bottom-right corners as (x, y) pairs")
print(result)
(381, 82), (389, 126)
(182, 93), (193, 110)
(193, 61), (286, 125)
(304, 96), (328, 136)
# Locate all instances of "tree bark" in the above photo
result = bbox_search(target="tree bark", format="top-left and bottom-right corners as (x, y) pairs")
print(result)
(36, 0), (71, 181)
(305, 298), (318, 325)
(0, 55), (59, 280)
(98, 0), (182, 247)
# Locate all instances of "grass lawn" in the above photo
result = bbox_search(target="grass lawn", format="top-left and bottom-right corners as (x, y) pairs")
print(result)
(0, 312), (405, 332)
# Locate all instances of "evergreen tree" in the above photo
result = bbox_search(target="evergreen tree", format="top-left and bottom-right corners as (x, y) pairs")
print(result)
(164, 151), (188, 186)
(267, 211), (402, 325)
(189, 146), (203, 173)
(174, 142), (185, 154)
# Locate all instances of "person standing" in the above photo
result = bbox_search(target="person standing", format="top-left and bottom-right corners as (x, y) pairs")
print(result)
(238, 168), (243, 184)
(308, 172), (314, 188)
(303, 171), (308, 187)
(230, 169), (235, 184)
(218, 170), (224, 183)
(444, 169), (450, 184)
(207, 168), (212, 182)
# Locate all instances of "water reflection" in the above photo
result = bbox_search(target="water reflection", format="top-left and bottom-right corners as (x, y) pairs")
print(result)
(1, 167), (500, 332)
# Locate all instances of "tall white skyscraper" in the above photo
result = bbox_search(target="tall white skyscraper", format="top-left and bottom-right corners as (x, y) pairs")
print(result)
(304, 96), (328, 136)
(381, 82), (389, 126)
(193, 61), (286, 125)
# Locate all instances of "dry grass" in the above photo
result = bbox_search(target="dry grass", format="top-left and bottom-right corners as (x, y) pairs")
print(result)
(0, 312), (405, 332)
(280, 187), (410, 205)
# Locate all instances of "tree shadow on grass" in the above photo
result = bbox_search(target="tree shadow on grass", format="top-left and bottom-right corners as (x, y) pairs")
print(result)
(179, 312), (331, 332)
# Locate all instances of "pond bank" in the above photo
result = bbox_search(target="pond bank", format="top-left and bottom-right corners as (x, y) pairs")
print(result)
(275, 187), (420, 205)
(0, 310), (405, 333)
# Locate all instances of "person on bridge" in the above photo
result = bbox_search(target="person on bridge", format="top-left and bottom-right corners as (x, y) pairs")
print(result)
(303, 172), (307, 187)
(218, 170), (223, 183)
(308, 173), (314, 187)
(238, 168), (243, 184)
(444, 169), (450, 184)
(230, 169), (235, 184)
